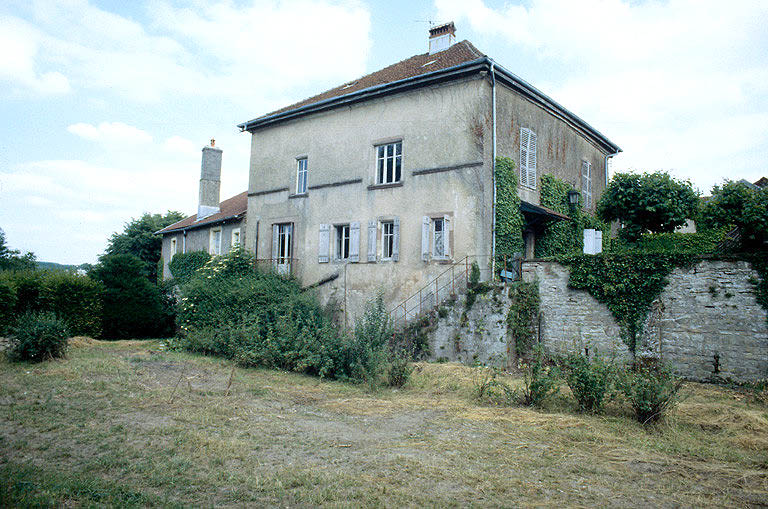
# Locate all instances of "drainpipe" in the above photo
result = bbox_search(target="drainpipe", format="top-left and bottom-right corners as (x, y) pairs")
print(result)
(182, 230), (187, 254)
(490, 60), (498, 279)
(604, 148), (620, 187)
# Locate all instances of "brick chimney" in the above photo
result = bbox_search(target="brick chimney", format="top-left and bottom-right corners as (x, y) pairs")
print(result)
(197, 138), (222, 220)
(428, 22), (456, 55)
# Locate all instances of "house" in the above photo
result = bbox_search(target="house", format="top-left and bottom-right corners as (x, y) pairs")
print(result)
(236, 23), (620, 320)
(157, 140), (247, 280)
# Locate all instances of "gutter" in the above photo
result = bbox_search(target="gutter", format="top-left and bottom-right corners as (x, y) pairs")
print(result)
(155, 213), (245, 236)
(604, 148), (621, 187)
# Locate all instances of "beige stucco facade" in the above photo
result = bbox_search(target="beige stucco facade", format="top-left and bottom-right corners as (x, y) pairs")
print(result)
(244, 72), (614, 321)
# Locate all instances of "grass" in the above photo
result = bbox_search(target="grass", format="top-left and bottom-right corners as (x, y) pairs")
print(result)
(1, 339), (767, 507)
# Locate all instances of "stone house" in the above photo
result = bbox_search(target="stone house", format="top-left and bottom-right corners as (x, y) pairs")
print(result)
(236, 23), (620, 320)
(157, 141), (247, 280)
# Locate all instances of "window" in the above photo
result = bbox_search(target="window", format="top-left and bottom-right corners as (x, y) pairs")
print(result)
(170, 238), (177, 261)
(272, 223), (293, 275)
(581, 160), (592, 208)
(296, 158), (308, 194)
(336, 224), (351, 260)
(209, 228), (222, 255)
(376, 141), (402, 184)
(421, 215), (451, 261)
(433, 218), (445, 257)
(382, 221), (395, 259)
(520, 127), (537, 189)
(231, 228), (241, 248)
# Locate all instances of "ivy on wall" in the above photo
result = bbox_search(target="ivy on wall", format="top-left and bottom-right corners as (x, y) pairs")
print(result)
(168, 251), (212, 286)
(494, 157), (525, 268)
(561, 252), (695, 353)
(744, 254), (768, 325)
(506, 281), (540, 357)
(535, 174), (609, 257)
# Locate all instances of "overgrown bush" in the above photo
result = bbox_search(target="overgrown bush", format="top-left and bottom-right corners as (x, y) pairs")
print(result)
(7, 312), (69, 362)
(473, 364), (516, 406)
(561, 353), (615, 413)
(168, 251), (211, 285)
(0, 278), (16, 334)
(387, 352), (413, 388)
(40, 271), (102, 337)
(609, 227), (731, 254)
(621, 364), (684, 424)
(519, 349), (559, 406)
(91, 254), (169, 339)
(700, 180), (768, 250)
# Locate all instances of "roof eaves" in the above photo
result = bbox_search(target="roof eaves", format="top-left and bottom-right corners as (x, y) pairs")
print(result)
(157, 213), (244, 235)
(237, 57), (488, 132)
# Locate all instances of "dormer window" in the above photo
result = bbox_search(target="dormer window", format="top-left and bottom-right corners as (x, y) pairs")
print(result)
(376, 141), (402, 184)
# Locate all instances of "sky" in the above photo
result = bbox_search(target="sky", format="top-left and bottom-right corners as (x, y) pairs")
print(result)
(1, 0), (767, 265)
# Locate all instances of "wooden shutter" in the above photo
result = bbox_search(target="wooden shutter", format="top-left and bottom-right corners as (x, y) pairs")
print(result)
(349, 221), (360, 262)
(318, 224), (330, 263)
(443, 215), (451, 258)
(421, 216), (430, 261)
(519, 128), (529, 186)
(528, 130), (537, 188)
(393, 217), (400, 262)
(272, 224), (279, 267)
(367, 220), (377, 262)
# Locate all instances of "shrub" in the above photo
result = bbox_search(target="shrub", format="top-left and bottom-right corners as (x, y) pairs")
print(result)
(168, 251), (211, 285)
(387, 351), (413, 388)
(7, 270), (45, 315)
(0, 278), (16, 334)
(7, 312), (69, 362)
(519, 349), (559, 406)
(621, 364), (684, 424)
(90, 254), (167, 339)
(562, 353), (615, 413)
(473, 364), (516, 406)
(41, 271), (102, 337)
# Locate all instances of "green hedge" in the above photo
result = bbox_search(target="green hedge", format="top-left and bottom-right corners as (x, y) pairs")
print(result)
(610, 227), (731, 254)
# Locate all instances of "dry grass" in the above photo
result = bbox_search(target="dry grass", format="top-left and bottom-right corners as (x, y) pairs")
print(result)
(1, 340), (766, 507)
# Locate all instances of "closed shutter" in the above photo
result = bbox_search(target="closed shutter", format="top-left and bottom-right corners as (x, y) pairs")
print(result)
(272, 224), (279, 267)
(393, 217), (400, 262)
(367, 220), (377, 262)
(528, 130), (537, 188)
(443, 215), (451, 258)
(349, 221), (360, 262)
(421, 216), (430, 261)
(318, 224), (330, 263)
(520, 128), (529, 187)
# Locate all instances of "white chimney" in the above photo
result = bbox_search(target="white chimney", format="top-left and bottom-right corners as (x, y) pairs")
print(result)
(428, 22), (456, 55)
(197, 138), (222, 220)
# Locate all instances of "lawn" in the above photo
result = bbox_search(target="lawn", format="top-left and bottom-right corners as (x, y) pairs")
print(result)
(1, 339), (767, 507)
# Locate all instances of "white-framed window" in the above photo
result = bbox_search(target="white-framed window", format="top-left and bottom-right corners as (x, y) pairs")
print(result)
(231, 228), (241, 248)
(170, 238), (177, 261)
(520, 127), (537, 189)
(581, 160), (592, 208)
(335, 224), (351, 260)
(382, 221), (395, 259)
(209, 228), (222, 255)
(296, 157), (308, 194)
(421, 215), (452, 261)
(272, 223), (293, 275)
(376, 141), (402, 184)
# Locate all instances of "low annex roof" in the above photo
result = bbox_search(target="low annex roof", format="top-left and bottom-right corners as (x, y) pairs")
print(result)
(238, 40), (620, 154)
(157, 191), (247, 235)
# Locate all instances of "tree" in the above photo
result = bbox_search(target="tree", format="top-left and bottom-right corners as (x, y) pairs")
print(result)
(90, 254), (172, 339)
(0, 228), (36, 271)
(700, 181), (768, 250)
(597, 172), (699, 241)
(103, 211), (184, 280)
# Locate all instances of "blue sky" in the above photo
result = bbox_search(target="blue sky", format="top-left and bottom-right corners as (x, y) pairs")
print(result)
(1, 0), (767, 264)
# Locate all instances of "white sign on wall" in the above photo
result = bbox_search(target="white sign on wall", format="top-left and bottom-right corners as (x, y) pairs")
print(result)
(583, 229), (603, 255)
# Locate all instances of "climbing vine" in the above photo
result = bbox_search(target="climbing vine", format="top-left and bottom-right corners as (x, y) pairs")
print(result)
(744, 253), (768, 324)
(561, 252), (695, 353)
(535, 174), (609, 257)
(494, 157), (525, 268)
(506, 281), (540, 357)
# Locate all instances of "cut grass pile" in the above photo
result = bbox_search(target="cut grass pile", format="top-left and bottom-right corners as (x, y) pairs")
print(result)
(1, 340), (766, 507)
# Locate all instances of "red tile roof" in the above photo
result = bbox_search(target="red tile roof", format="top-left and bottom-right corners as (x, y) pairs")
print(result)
(157, 191), (247, 234)
(255, 40), (484, 120)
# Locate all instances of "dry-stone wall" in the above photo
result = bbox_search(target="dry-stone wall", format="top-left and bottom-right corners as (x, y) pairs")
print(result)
(524, 260), (768, 382)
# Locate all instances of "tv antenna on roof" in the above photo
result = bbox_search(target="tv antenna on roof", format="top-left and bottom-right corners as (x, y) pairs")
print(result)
(414, 19), (438, 28)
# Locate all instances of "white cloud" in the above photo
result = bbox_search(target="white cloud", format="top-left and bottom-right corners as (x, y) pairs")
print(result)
(163, 135), (198, 156)
(435, 0), (768, 192)
(6, 0), (371, 104)
(67, 122), (153, 145)
(0, 15), (71, 95)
